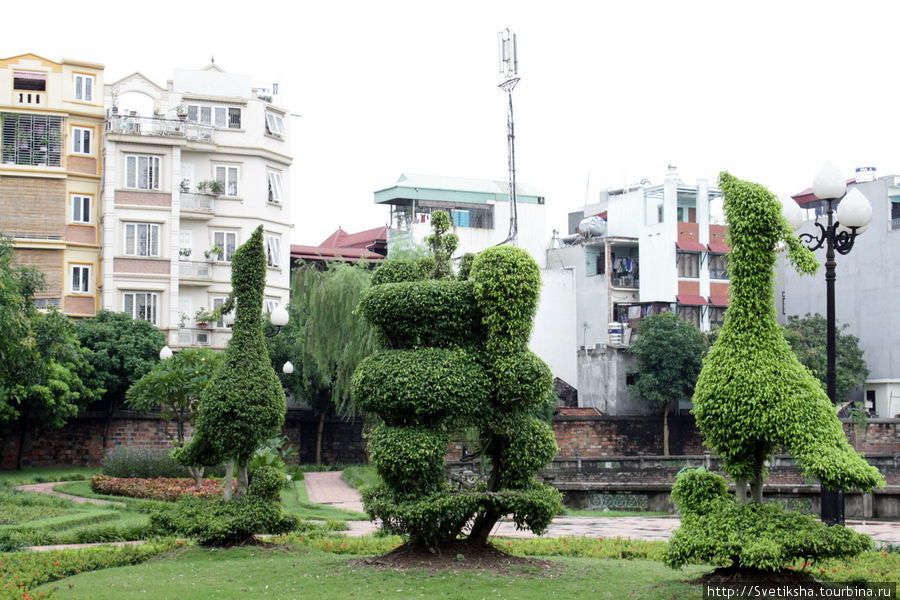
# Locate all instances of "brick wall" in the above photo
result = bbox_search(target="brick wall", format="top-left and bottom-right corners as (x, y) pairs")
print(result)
(63, 295), (95, 316)
(13, 248), (62, 299)
(114, 258), (170, 275)
(67, 156), (97, 176)
(114, 190), (171, 207)
(553, 414), (706, 458)
(0, 411), (367, 469)
(66, 225), (97, 244)
(0, 176), (65, 237)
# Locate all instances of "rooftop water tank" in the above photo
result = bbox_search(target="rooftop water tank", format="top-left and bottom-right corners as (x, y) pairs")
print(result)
(578, 215), (607, 238)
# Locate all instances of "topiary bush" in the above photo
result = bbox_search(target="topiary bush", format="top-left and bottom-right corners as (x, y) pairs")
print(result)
(353, 244), (561, 549)
(665, 469), (874, 571)
(149, 466), (298, 546)
(101, 446), (187, 479)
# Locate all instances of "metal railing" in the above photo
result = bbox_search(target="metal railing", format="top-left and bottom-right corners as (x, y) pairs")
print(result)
(106, 113), (216, 143)
(180, 192), (214, 212)
(611, 275), (639, 288)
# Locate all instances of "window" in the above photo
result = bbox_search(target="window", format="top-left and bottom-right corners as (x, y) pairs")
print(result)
(677, 251), (700, 278)
(265, 112), (285, 136)
(125, 155), (160, 190)
(709, 306), (726, 329)
(215, 165), (239, 196)
(212, 296), (227, 329)
(124, 223), (160, 257)
(72, 195), (90, 223)
(13, 71), (46, 92)
(266, 234), (282, 268)
(71, 265), (90, 294)
(74, 74), (94, 102)
(124, 292), (158, 325)
(676, 305), (701, 329)
(187, 104), (241, 129)
(267, 170), (284, 204)
(709, 254), (729, 280)
(72, 127), (91, 154)
(213, 231), (237, 262)
(1, 113), (63, 166)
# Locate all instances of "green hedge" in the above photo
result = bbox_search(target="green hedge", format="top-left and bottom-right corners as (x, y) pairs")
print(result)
(366, 426), (448, 498)
(352, 348), (489, 426)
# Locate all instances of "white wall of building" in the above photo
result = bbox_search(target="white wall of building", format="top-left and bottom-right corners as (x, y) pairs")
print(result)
(531, 267), (577, 386)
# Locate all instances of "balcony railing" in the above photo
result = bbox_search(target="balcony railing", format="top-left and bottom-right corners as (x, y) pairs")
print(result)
(178, 260), (213, 280)
(611, 275), (639, 288)
(180, 192), (214, 212)
(106, 113), (215, 143)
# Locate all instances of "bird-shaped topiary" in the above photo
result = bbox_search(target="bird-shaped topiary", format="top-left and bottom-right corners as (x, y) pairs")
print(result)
(692, 173), (883, 503)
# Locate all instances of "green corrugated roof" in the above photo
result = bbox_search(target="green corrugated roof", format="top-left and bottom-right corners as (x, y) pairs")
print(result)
(374, 173), (544, 205)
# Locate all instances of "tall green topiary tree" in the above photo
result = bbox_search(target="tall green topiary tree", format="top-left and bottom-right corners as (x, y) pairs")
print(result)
(177, 226), (286, 500)
(692, 172), (883, 504)
(353, 245), (560, 550)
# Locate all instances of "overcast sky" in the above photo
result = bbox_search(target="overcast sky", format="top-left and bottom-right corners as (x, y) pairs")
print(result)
(10, 0), (900, 245)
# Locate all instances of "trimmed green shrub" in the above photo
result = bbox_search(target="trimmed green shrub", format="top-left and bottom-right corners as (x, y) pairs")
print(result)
(492, 351), (553, 410)
(370, 257), (434, 285)
(665, 469), (874, 571)
(497, 416), (558, 488)
(357, 280), (482, 349)
(366, 426), (448, 498)
(101, 445), (187, 479)
(150, 467), (298, 546)
(352, 348), (489, 426)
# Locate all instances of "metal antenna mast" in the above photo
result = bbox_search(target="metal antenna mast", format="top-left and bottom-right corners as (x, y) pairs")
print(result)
(498, 28), (520, 245)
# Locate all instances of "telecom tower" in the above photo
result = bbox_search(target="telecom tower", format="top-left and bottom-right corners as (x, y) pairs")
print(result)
(498, 28), (520, 245)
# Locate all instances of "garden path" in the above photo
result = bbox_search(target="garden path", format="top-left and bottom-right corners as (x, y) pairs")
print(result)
(15, 482), (125, 507)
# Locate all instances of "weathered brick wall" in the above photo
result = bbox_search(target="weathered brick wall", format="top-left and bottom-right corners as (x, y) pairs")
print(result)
(553, 414), (706, 458)
(0, 411), (367, 469)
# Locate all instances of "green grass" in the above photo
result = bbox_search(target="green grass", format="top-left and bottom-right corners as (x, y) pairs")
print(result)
(340, 465), (380, 491)
(34, 543), (711, 600)
(281, 480), (369, 521)
(0, 466), (97, 487)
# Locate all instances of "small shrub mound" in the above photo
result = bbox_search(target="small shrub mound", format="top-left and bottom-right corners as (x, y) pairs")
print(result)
(664, 469), (874, 571)
(91, 475), (225, 502)
(150, 467), (298, 546)
(101, 446), (187, 479)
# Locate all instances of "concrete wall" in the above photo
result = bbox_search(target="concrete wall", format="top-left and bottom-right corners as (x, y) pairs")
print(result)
(532, 267), (577, 386)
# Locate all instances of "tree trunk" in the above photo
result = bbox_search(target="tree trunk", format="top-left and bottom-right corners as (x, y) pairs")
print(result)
(223, 458), (234, 501)
(467, 443), (501, 544)
(187, 465), (204, 486)
(735, 478), (748, 504)
(15, 424), (27, 471)
(315, 411), (326, 465)
(662, 404), (670, 457)
(750, 471), (764, 504)
(236, 461), (248, 498)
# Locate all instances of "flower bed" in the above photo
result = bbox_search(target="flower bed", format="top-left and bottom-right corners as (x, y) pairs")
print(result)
(90, 476), (230, 502)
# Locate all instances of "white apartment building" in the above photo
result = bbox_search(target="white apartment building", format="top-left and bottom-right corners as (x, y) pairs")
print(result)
(101, 64), (292, 350)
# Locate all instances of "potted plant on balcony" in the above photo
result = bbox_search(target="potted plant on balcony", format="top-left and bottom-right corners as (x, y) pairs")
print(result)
(208, 179), (224, 195)
(180, 179), (190, 193)
(194, 308), (219, 328)
(204, 244), (223, 262)
(196, 180), (210, 194)
(179, 248), (192, 261)
(174, 104), (188, 120)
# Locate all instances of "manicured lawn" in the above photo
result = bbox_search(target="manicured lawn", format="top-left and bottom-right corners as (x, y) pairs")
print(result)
(35, 543), (711, 600)
(281, 480), (369, 522)
(0, 467), (97, 487)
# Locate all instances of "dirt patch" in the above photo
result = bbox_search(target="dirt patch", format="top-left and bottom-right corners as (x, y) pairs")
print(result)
(691, 567), (835, 592)
(348, 541), (561, 575)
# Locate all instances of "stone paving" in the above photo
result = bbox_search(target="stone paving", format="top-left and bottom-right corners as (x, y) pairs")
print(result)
(307, 472), (900, 546)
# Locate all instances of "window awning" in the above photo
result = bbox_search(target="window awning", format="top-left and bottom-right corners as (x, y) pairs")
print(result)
(709, 295), (730, 307)
(707, 242), (731, 254)
(675, 240), (706, 252)
(676, 294), (708, 306)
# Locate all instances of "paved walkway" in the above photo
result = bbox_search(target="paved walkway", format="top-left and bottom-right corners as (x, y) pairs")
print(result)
(307, 472), (900, 546)
(15, 481), (125, 507)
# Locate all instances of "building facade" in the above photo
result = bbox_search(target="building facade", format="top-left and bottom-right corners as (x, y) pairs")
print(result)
(374, 173), (547, 266)
(543, 167), (730, 413)
(0, 54), (105, 317)
(777, 172), (900, 418)
(101, 64), (292, 350)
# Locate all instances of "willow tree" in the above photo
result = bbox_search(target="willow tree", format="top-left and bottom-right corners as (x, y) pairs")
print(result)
(272, 262), (376, 463)
(692, 173), (883, 504)
(177, 226), (286, 500)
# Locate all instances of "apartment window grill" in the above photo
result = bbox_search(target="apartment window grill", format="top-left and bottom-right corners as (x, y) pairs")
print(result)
(1, 113), (63, 166)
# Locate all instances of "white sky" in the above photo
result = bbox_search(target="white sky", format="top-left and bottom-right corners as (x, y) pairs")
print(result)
(10, 0), (900, 245)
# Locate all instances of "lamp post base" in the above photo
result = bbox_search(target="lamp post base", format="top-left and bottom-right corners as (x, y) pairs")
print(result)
(821, 487), (845, 525)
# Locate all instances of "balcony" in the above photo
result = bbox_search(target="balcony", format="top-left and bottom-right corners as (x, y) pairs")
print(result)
(177, 260), (213, 284)
(180, 192), (214, 219)
(2, 214), (63, 240)
(106, 113), (215, 143)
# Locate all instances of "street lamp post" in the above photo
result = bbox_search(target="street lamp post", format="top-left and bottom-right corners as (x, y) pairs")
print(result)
(788, 162), (872, 525)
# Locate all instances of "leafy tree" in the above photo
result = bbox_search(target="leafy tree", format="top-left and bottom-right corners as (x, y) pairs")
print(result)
(783, 313), (869, 404)
(424, 210), (458, 279)
(177, 226), (286, 501)
(0, 235), (100, 468)
(692, 172), (883, 507)
(628, 312), (707, 456)
(354, 245), (561, 550)
(269, 262), (376, 464)
(72, 310), (166, 447)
